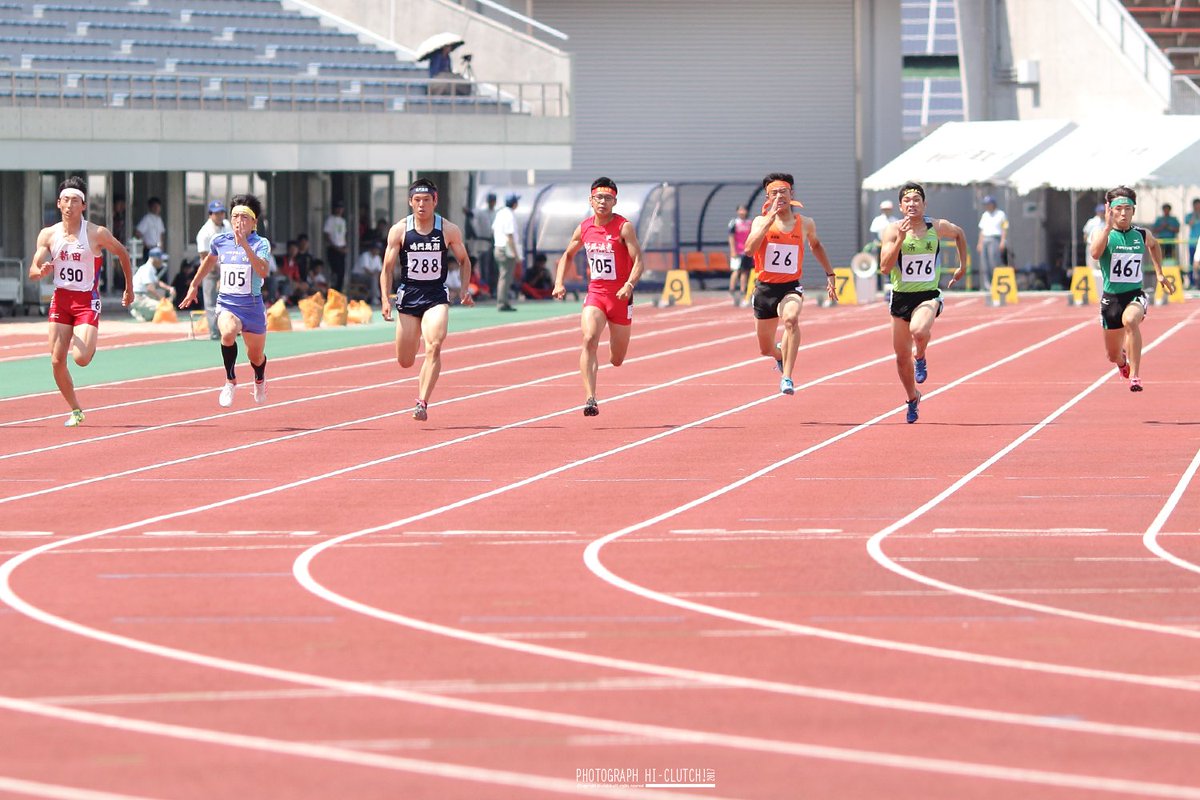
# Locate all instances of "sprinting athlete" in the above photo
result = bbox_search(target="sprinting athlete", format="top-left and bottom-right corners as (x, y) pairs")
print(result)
(380, 178), (474, 421)
(1089, 185), (1172, 392)
(878, 181), (967, 423)
(27, 175), (133, 427)
(552, 177), (646, 417)
(180, 193), (271, 408)
(743, 172), (836, 395)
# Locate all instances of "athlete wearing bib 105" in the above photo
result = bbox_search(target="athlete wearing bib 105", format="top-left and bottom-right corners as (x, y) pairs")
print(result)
(1088, 186), (1172, 392)
(211, 229), (271, 335)
(395, 213), (451, 319)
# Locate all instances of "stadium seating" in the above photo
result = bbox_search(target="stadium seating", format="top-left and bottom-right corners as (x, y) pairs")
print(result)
(1122, 1), (1200, 89)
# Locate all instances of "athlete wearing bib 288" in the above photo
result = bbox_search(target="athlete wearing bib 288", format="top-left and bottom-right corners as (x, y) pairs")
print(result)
(553, 177), (646, 418)
(743, 172), (837, 396)
(1088, 185), (1173, 392)
(180, 193), (272, 408)
(878, 181), (967, 423)
(381, 178), (474, 422)
(27, 175), (133, 427)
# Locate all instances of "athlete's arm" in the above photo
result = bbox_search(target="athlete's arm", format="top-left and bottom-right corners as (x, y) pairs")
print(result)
(616, 221), (645, 301)
(236, 232), (271, 279)
(380, 219), (405, 322)
(935, 218), (969, 287)
(444, 221), (475, 307)
(27, 227), (53, 281)
(741, 214), (773, 258)
(93, 223), (134, 307)
(1144, 229), (1174, 293)
(1089, 207), (1115, 262)
(878, 222), (903, 273)
(179, 253), (217, 309)
(552, 224), (583, 300)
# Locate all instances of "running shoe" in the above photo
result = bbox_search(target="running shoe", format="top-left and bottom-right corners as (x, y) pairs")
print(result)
(1118, 349), (1130, 380)
(774, 342), (783, 374)
(583, 397), (599, 417)
(218, 381), (236, 408)
(780, 377), (795, 395)
(914, 356), (928, 385)
(64, 409), (84, 428)
(252, 379), (267, 404)
(1130, 377), (1143, 393)
(412, 399), (429, 421)
(906, 391), (922, 424)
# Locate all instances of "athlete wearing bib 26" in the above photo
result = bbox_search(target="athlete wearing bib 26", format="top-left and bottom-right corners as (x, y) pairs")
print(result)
(28, 175), (133, 427)
(553, 177), (646, 417)
(180, 193), (272, 408)
(1088, 186), (1172, 392)
(743, 172), (837, 396)
(879, 181), (967, 423)
(381, 178), (474, 422)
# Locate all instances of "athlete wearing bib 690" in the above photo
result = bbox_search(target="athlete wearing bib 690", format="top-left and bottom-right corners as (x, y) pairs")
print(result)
(381, 178), (475, 421)
(1088, 185), (1172, 392)
(879, 181), (967, 423)
(180, 193), (272, 408)
(28, 175), (133, 427)
(743, 172), (837, 396)
(553, 177), (646, 417)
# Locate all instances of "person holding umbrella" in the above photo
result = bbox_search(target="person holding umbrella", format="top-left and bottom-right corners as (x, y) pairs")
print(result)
(417, 32), (469, 95)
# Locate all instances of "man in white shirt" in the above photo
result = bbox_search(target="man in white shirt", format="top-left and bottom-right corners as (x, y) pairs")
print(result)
(324, 201), (348, 293)
(136, 197), (166, 251)
(976, 195), (1008, 287)
(129, 248), (173, 321)
(353, 240), (384, 304)
(1082, 203), (1106, 269)
(195, 200), (231, 339)
(492, 193), (520, 311)
(869, 200), (899, 246)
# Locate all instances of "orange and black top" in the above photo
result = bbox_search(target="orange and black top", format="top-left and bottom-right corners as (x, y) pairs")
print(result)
(752, 216), (805, 284)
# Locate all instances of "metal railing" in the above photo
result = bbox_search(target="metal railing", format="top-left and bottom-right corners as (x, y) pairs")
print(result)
(449, 0), (569, 43)
(0, 70), (567, 116)
(1077, 0), (1173, 103)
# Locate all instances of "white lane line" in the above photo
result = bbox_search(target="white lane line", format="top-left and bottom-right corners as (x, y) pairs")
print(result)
(0, 695), (729, 800)
(866, 313), (1200, 640)
(932, 527), (1108, 534)
(1143, 441), (1200, 576)
(0, 776), (161, 800)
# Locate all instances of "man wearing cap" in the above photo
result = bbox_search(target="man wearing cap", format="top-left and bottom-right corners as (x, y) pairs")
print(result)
(27, 175), (133, 427)
(492, 193), (521, 311)
(869, 199), (899, 245)
(324, 200), (348, 292)
(129, 247), (174, 322)
(976, 195), (1008, 287)
(196, 200), (231, 339)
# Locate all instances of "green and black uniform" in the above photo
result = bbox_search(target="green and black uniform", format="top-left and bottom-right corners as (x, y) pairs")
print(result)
(887, 217), (944, 321)
(1097, 226), (1150, 331)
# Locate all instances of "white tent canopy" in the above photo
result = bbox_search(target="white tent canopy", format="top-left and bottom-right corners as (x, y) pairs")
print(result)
(861, 119), (1075, 191)
(1010, 116), (1200, 195)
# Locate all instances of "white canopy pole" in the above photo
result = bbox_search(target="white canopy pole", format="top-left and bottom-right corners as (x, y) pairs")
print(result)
(1070, 190), (1077, 270)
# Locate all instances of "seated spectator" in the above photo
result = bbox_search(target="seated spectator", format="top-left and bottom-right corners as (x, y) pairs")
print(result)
(352, 240), (383, 304)
(129, 248), (174, 321)
(172, 258), (199, 308)
(308, 259), (330, 294)
(276, 240), (306, 304)
(521, 253), (554, 300)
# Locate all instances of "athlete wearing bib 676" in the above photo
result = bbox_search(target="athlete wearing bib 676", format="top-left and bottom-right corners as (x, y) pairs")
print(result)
(380, 178), (474, 422)
(180, 193), (271, 408)
(1088, 185), (1172, 392)
(743, 172), (837, 396)
(28, 175), (133, 427)
(553, 177), (646, 417)
(878, 181), (967, 423)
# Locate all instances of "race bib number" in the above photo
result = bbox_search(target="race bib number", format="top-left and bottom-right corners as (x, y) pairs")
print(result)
(589, 251), (616, 280)
(57, 264), (86, 287)
(1110, 253), (1143, 283)
(220, 261), (252, 295)
(91, 297), (101, 314)
(899, 254), (936, 282)
(764, 243), (799, 275)
(407, 252), (443, 281)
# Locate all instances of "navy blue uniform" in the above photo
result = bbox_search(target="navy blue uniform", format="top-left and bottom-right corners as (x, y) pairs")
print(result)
(396, 214), (451, 318)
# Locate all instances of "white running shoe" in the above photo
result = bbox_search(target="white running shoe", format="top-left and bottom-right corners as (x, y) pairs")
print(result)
(252, 379), (267, 404)
(218, 381), (236, 408)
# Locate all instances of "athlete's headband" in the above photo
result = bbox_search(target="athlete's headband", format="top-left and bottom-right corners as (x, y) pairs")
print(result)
(231, 204), (257, 221)
(591, 186), (617, 200)
(1110, 197), (1135, 208)
(409, 185), (435, 198)
(901, 187), (925, 201)
(762, 180), (804, 211)
(59, 188), (85, 202)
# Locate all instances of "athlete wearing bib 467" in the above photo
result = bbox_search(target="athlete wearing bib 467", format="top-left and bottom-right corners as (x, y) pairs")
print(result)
(879, 181), (967, 423)
(180, 193), (272, 408)
(380, 178), (474, 422)
(1088, 186), (1173, 392)
(553, 177), (646, 417)
(28, 175), (133, 427)
(743, 172), (837, 396)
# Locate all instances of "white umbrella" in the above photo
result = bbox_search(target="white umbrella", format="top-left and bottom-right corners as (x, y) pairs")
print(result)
(415, 32), (465, 63)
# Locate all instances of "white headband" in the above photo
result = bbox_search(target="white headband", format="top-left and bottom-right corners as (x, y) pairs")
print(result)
(59, 188), (85, 202)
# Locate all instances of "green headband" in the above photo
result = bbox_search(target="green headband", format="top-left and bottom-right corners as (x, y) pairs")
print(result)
(1110, 197), (1135, 208)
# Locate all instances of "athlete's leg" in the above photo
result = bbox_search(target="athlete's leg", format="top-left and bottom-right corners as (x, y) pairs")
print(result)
(909, 301), (938, 361)
(395, 312), (422, 369)
(48, 322), (81, 412)
(242, 331), (266, 372)
(1102, 327), (1125, 368)
(755, 317), (780, 359)
(777, 293), (803, 379)
(581, 305), (608, 400)
(417, 304), (451, 404)
(1122, 302), (1146, 379)
(69, 323), (99, 367)
(608, 321), (632, 367)
(892, 315), (918, 401)
(217, 310), (242, 347)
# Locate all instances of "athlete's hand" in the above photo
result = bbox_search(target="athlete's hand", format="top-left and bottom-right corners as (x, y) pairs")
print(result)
(1159, 273), (1177, 294)
(381, 303), (393, 322)
(29, 261), (52, 281)
(552, 282), (566, 300)
(122, 286), (134, 307)
(897, 216), (913, 236)
(824, 276), (837, 303)
(178, 286), (198, 309)
(947, 266), (966, 289)
(459, 288), (475, 307)
(234, 227), (249, 250)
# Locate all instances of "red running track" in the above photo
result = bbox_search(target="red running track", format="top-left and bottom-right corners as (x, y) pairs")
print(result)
(1, 296), (1199, 799)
